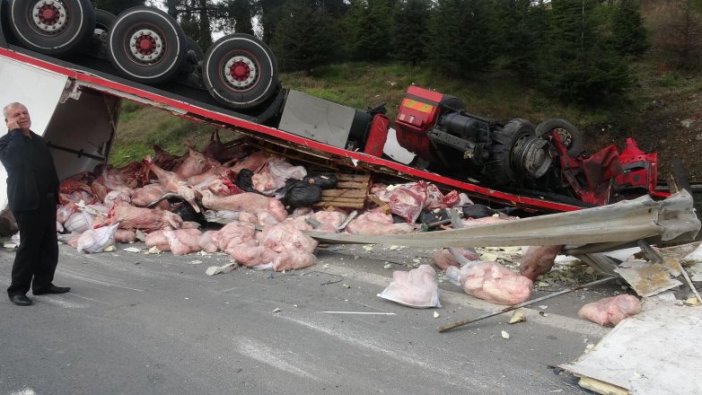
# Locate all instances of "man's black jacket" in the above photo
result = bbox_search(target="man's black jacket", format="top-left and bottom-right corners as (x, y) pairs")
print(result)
(0, 129), (60, 212)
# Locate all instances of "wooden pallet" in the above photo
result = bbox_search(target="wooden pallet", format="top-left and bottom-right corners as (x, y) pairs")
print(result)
(314, 173), (371, 209)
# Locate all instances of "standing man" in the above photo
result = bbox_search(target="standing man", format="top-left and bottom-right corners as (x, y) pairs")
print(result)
(0, 102), (69, 306)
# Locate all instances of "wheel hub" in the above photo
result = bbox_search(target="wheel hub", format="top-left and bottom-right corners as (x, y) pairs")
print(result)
(129, 29), (164, 62)
(32, 0), (67, 33)
(512, 136), (552, 179)
(224, 56), (257, 89)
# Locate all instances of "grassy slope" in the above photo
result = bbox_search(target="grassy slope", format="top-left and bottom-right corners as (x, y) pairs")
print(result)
(110, 62), (702, 180)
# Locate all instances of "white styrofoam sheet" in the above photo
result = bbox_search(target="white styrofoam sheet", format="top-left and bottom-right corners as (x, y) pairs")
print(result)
(560, 303), (702, 394)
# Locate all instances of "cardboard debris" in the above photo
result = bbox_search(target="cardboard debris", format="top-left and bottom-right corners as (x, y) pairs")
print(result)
(508, 310), (526, 324)
(614, 258), (683, 297)
(560, 302), (702, 395)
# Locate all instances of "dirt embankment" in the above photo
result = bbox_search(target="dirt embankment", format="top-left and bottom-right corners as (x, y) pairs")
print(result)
(587, 91), (702, 182)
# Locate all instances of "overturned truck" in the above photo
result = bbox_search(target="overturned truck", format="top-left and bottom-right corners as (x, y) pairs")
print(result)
(0, 0), (678, 214)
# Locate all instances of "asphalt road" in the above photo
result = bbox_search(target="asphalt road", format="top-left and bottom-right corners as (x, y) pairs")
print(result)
(0, 241), (615, 395)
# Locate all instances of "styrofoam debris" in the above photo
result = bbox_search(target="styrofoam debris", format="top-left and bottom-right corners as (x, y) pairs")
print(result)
(501, 330), (510, 340)
(189, 260), (203, 265)
(123, 247), (141, 253)
(273, 307), (281, 313)
(433, 311), (440, 319)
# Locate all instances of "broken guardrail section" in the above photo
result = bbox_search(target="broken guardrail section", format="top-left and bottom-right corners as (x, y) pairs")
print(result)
(307, 190), (700, 254)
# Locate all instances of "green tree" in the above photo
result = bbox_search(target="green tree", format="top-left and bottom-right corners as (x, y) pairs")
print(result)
(227, 0), (254, 35)
(270, 0), (339, 72)
(609, 0), (648, 57)
(344, 0), (394, 61)
(426, 0), (496, 74)
(541, 0), (632, 104)
(390, 0), (431, 65)
(652, 0), (702, 71)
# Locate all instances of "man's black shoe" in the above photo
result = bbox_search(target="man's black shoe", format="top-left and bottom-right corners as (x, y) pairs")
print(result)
(9, 294), (33, 306)
(33, 285), (71, 295)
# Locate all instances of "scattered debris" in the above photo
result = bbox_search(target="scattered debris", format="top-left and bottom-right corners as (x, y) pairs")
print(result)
(123, 247), (141, 253)
(205, 262), (237, 276)
(501, 330), (510, 340)
(433, 311), (440, 319)
(560, 303), (702, 394)
(508, 310), (526, 324)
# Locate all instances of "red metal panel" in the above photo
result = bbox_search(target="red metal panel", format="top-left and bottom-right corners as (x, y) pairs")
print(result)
(0, 47), (581, 212)
(363, 114), (389, 157)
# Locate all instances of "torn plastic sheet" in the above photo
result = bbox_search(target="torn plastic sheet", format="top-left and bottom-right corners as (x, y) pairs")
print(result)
(307, 191), (700, 252)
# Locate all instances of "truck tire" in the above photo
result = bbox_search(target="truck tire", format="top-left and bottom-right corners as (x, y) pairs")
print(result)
(203, 33), (279, 110)
(9, 0), (95, 55)
(84, 9), (115, 57)
(485, 118), (536, 185)
(107, 6), (186, 84)
(536, 118), (584, 157)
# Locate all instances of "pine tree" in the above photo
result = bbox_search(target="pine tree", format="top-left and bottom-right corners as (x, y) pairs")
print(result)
(270, 0), (339, 72)
(543, 0), (632, 104)
(344, 0), (394, 61)
(390, 0), (431, 64)
(610, 0), (648, 57)
(426, 0), (496, 74)
(227, 0), (254, 35)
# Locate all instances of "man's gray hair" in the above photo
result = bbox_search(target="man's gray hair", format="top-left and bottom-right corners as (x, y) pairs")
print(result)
(3, 102), (25, 119)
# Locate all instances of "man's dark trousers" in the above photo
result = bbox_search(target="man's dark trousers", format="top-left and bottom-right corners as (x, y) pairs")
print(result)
(7, 193), (58, 296)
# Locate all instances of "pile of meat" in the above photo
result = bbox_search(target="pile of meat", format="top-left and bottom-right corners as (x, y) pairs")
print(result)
(55, 142), (477, 271)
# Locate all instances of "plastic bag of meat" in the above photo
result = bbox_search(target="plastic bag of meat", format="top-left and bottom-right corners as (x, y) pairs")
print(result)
(432, 248), (480, 271)
(578, 294), (641, 326)
(446, 262), (533, 305)
(377, 264), (441, 308)
(77, 223), (119, 253)
(64, 211), (96, 234)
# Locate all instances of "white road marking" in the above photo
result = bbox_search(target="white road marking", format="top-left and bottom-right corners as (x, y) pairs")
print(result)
(233, 337), (323, 382)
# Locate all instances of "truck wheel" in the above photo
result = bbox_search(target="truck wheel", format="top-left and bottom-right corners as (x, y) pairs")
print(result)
(486, 118), (536, 185)
(108, 6), (186, 84)
(536, 118), (584, 157)
(203, 33), (279, 110)
(9, 0), (95, 55)
(83, 9), (115, 56)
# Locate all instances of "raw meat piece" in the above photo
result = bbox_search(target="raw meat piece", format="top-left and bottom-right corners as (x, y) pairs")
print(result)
(145, 230), (170, 251)
(115, 229), (136, 243)
(211, 220), (258, 253)
(230, 151), (269, 174)
(461, 214), (516, 227)
(59, 190), (96, 206)
(152, 144), (184, 171)
(77, 224), (119, 253)
(175, 147), (210, 178)
(257, 221), (318, 271)
(131, 184), (168, 207)
(145, 156), (200, 212)
(98, 203), (183, 231)
(181, 221), (201, 229)
(199, 230), (219, 253)
(446, 262), (533, 305)
(163, 228), (203, 255)
(432, 248), (480, 271)
(104, 189), (131, 207)
(578, 294), (641, 326)
(385, 183), (427, 223)
(59, 173), (94, 195)
(519, 245), (564, 281)
(378, 264), (441, 308)
(252, 157), (307, 195)
(345, 212), (415, 235)
(200, 190), (287, 222)
(311, 210), (347, 233)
